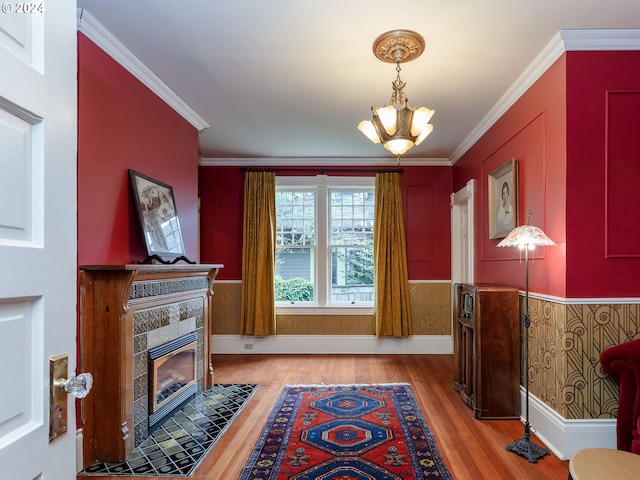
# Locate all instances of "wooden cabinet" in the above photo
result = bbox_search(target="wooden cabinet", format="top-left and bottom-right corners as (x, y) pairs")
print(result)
(79, 264), (222, 465)
(453, 283), (520, 419)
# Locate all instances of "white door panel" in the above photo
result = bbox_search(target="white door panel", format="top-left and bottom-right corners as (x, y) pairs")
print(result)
(0, 5), (42, 71)
(0, 2), (78, 478)
(0, 299), (42, 437)
(0, 102), (41, 245)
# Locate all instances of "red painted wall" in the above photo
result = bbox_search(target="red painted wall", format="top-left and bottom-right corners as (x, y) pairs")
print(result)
(566, 51), (640, 298)
(403, 166), (452, 280)
(198, 165), (452, 281)
(454, 50), (640, 299)
(77, 33), (200, 266)
(454, 56), (568, 298)
(198, 167), (244, 279)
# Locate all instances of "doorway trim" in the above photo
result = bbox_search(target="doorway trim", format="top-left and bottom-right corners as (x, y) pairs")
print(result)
(451, 179), (475, 288)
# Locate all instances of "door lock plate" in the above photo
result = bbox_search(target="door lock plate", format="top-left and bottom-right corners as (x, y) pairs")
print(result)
(49, 354), (68, 442)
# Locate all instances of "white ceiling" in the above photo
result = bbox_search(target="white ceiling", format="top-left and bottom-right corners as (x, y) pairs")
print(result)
(76, 0), (640, 164)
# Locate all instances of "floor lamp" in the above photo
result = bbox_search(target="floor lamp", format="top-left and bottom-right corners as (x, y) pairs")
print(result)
(498, 209), (555, 463)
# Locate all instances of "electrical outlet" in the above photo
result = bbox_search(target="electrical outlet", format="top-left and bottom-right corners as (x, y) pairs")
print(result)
(244, 343), (253, 350)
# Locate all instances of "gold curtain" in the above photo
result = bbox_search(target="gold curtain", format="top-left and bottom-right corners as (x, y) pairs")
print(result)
(240, 171), (276, 336)
(374, 172), (412, 337)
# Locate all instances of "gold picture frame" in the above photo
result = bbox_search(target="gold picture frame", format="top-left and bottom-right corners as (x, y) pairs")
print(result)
(488, 158), (518, 239)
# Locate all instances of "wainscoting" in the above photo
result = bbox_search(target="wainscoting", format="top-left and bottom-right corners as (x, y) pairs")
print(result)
(209, 280), (453, 355)
(210, 280), (453, 336)
(524, 386), (616, 459)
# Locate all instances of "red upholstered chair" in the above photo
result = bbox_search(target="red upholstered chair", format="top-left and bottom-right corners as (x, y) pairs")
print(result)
(600, 339), (640, 454)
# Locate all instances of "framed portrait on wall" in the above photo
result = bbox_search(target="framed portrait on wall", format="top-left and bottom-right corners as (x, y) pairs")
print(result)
(128, 169), (187, 262)
(488, 158), (518, 239)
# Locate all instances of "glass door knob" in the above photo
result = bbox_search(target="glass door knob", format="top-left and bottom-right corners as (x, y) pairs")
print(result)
(54, 372), (94, 398)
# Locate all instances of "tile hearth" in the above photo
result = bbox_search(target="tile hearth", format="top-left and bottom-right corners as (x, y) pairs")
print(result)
(81, 384), (258, 477)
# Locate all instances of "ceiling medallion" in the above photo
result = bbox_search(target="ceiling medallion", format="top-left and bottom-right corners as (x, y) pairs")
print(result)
(372, 29), (425, 64)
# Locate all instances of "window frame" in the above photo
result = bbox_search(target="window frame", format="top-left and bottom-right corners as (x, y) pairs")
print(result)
(275, 175), (375, 316)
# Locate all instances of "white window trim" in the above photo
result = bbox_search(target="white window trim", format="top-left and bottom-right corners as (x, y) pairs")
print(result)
(275, 175), (375, 316)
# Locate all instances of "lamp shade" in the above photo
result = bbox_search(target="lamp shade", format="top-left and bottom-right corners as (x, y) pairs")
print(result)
(497, 224), (555, 250)
(357, 104), (434, 156)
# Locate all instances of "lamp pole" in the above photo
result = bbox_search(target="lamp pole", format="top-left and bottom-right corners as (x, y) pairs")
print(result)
(499, 209), (555, 463)
(506, 244), (550, 462)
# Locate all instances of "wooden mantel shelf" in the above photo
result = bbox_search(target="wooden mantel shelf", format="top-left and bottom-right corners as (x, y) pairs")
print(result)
(80, 263), (224, 272)
(80, 264), (224, 302)
(79, 263), (223, 466)
(81, 264), (223, 285)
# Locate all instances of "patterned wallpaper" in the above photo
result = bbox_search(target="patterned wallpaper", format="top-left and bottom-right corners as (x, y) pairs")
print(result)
(527, 297), (639, 420)
(409, 282), (452, 335)
(211, 281), (451, 336)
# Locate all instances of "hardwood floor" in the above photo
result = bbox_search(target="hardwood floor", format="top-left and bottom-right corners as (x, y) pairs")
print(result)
(88, 354), (571, 479)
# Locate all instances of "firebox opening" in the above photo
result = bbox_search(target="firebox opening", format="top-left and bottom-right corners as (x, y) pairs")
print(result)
(148, 331), (198, 428)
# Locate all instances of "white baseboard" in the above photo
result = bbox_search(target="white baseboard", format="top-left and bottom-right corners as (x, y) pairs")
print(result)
(211, 334), (453, 355)
(522, 388), (616, 460)
(76, 429), (83, 473)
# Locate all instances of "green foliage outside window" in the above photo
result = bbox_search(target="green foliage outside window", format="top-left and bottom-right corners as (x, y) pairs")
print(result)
(334, 248), (374, 286)
(275, 276), (314, 302)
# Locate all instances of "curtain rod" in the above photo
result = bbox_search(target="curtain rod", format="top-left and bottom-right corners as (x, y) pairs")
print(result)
(240, 167), (404, 174)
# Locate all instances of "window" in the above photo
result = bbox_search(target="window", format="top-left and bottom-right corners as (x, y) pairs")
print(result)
(275, 175), (375, 313)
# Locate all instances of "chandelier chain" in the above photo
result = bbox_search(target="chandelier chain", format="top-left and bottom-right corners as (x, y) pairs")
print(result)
(390, 62), (407, 108)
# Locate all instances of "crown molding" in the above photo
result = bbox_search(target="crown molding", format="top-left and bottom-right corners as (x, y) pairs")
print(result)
(450, 28), (640, 164)
(76, 8), (209, 131)
(561, 28), (640, 50)
(198, 156), (452, 167)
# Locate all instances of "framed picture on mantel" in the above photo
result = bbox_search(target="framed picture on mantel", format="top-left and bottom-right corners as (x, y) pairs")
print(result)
(129, 169), (187, 262)
(488, 158), (518, 239)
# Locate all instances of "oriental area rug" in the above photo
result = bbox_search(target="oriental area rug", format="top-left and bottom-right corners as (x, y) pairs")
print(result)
(239, 384), (452, 479)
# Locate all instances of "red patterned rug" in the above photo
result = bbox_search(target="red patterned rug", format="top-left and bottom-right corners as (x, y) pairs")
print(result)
(239, 384), (452, 479)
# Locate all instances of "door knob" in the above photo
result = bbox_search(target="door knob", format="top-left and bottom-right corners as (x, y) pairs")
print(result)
(49, 354), (93, 442)
(54, 372), (93, 398)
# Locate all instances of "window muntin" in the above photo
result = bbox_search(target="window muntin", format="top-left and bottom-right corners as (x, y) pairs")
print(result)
(329, 190), (374, 304)
(275, 176), (374, 310)
(275, 189), (316, 303)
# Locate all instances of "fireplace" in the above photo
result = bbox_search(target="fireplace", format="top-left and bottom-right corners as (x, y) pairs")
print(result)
(80, 264), (221, 464)
(148, 331), (198, 428)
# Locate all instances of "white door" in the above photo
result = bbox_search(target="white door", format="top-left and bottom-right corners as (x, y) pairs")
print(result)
(0, 2), (78, 479)
(451, 180), (475, 284)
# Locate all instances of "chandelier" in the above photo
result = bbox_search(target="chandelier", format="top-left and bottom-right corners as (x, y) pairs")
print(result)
(358, 30), (435, 157)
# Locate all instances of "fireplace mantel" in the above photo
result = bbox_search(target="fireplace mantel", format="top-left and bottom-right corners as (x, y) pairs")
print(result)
(79, 263), (223, 466)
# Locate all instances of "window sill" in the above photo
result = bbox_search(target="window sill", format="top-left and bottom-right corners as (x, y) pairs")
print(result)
(276, 306), (374, 316)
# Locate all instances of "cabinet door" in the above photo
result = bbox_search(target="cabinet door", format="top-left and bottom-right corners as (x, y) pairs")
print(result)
(475, 288), (520, 419)
(453, 284), (475, 409)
